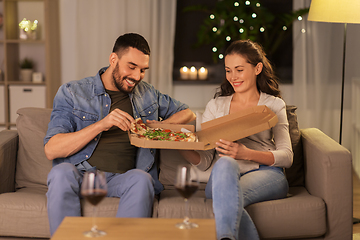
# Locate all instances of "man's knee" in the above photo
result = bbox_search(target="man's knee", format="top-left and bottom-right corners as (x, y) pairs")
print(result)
(128, 169), (154, 187)
(47, 163), (80, 187)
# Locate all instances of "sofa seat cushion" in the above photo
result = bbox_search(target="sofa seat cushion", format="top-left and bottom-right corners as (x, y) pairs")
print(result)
(81, 197), (119, 217)
(248, 187), (326, 239)
(0, 188), (50, 238)
(157, 189), (214, 219)
(82, 196), (159, 218)
(157, 187), (326, 239)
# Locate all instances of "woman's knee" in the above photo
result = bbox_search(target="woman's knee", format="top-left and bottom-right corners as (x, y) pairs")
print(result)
(213, 156), (239, 173)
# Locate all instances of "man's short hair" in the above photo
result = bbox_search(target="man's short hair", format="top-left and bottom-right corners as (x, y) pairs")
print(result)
(112, 33), (150, 57)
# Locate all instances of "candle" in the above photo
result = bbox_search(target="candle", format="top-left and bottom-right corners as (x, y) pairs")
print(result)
(198, 67), (208, 80)
(180, 66), (189, 80)
(189, 66), (197, 80)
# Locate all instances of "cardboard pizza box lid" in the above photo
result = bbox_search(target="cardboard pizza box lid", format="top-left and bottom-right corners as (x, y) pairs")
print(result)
(129, 105), (278, 150)
(196, 105), (278, 150)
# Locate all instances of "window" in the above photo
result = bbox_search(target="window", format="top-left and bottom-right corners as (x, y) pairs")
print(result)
(173, 0), (294, 84)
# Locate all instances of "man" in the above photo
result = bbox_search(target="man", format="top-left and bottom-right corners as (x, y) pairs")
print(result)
(44, 33), (195, 235)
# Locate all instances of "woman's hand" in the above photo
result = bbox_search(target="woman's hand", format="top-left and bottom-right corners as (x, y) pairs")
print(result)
(215, 139), (248, 160)
(216, 139), (275, 165)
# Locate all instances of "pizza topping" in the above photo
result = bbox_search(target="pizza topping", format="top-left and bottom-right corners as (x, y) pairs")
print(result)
(130, 118), (196, 142)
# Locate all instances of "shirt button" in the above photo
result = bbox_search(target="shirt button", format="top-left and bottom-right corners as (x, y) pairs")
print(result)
(105, 104), (108, 107)
(105, 94), (107, 97)
(148, 111), (151, 114)
(94, 138), (97, 141)
(83, 116), (85, 119)
(86, 155), (89, 158)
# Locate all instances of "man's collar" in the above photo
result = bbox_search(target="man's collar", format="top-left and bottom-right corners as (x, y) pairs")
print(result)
(93, 67), (108, 95)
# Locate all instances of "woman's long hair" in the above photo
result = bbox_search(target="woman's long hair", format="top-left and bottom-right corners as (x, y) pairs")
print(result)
(215, 39), (281, 98)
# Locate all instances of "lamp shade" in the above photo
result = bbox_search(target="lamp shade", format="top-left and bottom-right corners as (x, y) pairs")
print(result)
(308, 0), (360, 24)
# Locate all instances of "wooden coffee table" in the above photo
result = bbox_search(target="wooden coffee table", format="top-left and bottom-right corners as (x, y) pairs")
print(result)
(51, 217), (216, 240)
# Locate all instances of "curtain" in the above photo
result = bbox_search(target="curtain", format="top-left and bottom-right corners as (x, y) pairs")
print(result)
(59, 0), (177, 95)
(290, 0), (360, 151)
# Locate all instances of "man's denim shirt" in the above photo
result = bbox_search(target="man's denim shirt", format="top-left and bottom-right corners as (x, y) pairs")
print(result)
(44, 67), (189, 194)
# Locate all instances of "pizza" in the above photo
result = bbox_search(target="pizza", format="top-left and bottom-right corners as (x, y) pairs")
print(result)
(130, 118), (197, 142)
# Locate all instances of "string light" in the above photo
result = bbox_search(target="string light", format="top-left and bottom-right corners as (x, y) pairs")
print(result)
(204, 1), (308, 62)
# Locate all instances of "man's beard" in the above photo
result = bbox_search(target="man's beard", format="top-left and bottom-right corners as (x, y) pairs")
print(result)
(112, 64), (139, 93)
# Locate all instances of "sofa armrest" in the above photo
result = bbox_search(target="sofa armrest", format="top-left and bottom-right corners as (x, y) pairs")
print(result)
(0, 130), (18, 194)
(301, 128), (352, 240)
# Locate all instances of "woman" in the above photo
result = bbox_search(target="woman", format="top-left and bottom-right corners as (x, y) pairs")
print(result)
(180, 39), (293, 240)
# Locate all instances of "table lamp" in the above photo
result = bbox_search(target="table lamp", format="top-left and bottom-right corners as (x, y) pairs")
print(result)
(308, 0), (360, 144)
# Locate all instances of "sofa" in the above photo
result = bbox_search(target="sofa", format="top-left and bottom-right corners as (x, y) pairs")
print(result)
(0, 106), (353, 239)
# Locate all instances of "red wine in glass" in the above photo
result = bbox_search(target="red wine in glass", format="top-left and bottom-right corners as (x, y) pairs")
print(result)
(81, 170), (108, 237)
(82, 189), (107, 206)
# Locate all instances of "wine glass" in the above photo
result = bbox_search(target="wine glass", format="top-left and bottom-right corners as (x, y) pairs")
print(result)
(81, 170), (108, 237)
(174, 165), (200, 229)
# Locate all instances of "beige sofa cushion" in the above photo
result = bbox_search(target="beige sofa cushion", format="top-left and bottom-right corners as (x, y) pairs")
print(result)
(157, 189), (214, 219)
(247, 187), (326, 239)
(0, 188), (50, 238)
(15, 107), (53, 190)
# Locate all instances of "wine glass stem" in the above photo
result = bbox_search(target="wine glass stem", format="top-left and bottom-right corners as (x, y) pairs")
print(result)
(91, 206), (98, 232)
(184, 198), (189, 224)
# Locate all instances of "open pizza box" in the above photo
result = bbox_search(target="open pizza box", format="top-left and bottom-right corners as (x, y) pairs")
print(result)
(129, 105), (278, 150)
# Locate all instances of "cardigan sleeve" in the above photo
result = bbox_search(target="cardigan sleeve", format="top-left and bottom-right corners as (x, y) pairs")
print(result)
(269, 98), (293, 168)
(191, 98), (228, 171)
(192, 98), (221, 171)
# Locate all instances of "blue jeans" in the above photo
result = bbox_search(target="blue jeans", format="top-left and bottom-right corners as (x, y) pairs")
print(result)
(205, 157), (289, 240)
(46, 163), (154, 236)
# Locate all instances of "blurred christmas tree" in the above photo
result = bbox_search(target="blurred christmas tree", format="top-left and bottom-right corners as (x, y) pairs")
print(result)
(185, 0), (309, 63)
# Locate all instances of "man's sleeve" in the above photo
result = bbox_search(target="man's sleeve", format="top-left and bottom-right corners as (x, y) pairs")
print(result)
(44, 84), (75, 145)
(157, 90), (189, 120)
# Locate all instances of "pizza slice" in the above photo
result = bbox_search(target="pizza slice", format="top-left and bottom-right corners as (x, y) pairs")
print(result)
(130, 118), (148, 135)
